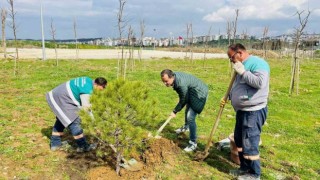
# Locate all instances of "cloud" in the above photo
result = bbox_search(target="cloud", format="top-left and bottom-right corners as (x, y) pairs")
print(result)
(3, 0), (320, 39)
(202, 0), (312, 22)
(313, 8), (320, 16)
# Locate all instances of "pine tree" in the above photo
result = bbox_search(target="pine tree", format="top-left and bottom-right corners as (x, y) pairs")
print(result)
(81, 79), (160, 175)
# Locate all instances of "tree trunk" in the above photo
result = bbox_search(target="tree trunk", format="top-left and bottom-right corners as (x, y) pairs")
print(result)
(1, 8), (7, 59)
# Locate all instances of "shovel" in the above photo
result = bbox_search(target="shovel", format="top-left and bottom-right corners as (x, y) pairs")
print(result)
(147, 116), (173, 139)
(155, 116), (173, 138)
(109, 144), (143, 171)
(194, 71), (237, 161)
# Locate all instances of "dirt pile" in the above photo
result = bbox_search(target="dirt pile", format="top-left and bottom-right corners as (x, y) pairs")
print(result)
(142, 138), (181, 165)
(87, 138), (181, 179)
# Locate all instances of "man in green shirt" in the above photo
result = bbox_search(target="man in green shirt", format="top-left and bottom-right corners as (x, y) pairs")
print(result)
(161, 69), (208, 152)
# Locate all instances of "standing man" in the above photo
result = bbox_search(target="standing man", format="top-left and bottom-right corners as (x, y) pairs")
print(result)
(223, 43), (270, 180)
(46, 76), (107, 152)
(161, 69), (208, 152)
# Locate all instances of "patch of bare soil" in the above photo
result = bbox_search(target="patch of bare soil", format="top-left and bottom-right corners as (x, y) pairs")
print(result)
(142, 138), (181, 165)
(87, 138), (181, 179)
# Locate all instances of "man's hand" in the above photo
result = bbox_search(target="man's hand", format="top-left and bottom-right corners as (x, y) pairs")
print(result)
(220, 98), (228, 107)
(233, 61), (245, 75)
(169, 112), (176, 119)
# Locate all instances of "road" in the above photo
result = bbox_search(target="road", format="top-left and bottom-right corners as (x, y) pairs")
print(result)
(3, 48), (227, 60)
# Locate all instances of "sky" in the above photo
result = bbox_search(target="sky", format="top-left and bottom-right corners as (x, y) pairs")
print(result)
(1, 0), (320, 40)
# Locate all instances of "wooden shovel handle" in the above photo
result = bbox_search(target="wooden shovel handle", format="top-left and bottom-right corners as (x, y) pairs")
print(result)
(203, 71), (237, 153)
(156, 116), (173, 136)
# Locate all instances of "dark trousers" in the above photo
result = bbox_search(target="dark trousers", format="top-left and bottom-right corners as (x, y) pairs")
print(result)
(234, 107), (267, 177)
(184, 105), (198, 143)
(51, 117), (84, 147)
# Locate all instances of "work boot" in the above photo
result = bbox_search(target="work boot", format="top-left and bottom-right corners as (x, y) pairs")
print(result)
(184, 140), (197, 152)
(50, 141), (71, 151)
(175, 125), (189, 134)
(237, 173), (260, 180)
(76, 143), (97, 153)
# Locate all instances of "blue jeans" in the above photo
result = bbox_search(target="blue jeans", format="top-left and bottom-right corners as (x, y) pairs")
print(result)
(234, 107), (267, 177)
(184, 105), (198, 143)
(50, 116), (84, 147)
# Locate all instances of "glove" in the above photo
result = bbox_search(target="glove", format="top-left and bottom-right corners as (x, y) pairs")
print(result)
(220, 98), (228, 107)
(233, 61), (245, 75)
(169, 112), (176, 118)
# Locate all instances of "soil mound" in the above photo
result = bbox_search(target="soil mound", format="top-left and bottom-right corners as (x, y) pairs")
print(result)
(142, 138), (181, 165)
(87, 138), (181, 179)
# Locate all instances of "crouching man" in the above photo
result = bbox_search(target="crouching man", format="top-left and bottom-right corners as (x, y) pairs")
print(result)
(46, 76), (107, 152)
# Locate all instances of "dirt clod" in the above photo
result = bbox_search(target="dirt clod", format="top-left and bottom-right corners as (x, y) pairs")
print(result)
(87, 138), (181, 179)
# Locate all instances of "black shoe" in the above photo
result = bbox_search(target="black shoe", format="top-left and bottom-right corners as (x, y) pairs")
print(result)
(76, 143), (97, 153)
(50, 141), (70, 151)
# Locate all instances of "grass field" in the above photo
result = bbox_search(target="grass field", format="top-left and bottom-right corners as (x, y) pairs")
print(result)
(0, 57), (319, 179)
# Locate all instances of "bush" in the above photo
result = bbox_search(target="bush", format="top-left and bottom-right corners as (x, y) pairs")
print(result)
(81, 79), (160, 172)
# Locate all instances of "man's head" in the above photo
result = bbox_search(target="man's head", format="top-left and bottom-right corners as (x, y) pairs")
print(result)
(94, 77), (107, 90)
(227, 43), (249, 63)
(160, 69), (175, 87)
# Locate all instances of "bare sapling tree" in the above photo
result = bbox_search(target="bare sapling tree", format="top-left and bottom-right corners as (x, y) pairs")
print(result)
(7, 0), (18, 60)
(226, 20), (233, 75)
(7, 0), (19, 75)
(203, 25), (212, 64)
(127, 25), (134, 71)
(289, 10), (311, 95)
(226, 20), (232, 46)
(242, 28), (249, 48)
(138, 19), (145, 61)
(50, 18), (58, 66)
(117, 0), (127, 79)
(185, 23), (190, 59)
(217, 28), (221, 48)
(73, 17), (79, 60)
(262, 26), (269, 59)
(1, 8), (7, 59)
(232, 9), (239, 44)
(190, 23), (194, 62)
(310, 33), (316, 60)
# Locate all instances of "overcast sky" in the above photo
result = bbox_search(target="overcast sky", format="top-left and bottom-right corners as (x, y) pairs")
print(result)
(1, 0), (320, 40)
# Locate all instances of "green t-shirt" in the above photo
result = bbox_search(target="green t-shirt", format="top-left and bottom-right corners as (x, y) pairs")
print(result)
(69, 77), (93, 104)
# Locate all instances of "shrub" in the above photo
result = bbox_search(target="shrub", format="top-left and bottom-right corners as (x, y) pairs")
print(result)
(81, 79), (160, 173)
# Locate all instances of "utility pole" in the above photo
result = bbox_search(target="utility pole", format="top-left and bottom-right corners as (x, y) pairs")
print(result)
(153, 28), (156, 50)
(41, 1), (46, 60)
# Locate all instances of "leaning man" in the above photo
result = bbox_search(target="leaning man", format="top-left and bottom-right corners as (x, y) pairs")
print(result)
(46, 76), (107, 152)
(161, 69), (208, 152)
(224, 43), (270, 180)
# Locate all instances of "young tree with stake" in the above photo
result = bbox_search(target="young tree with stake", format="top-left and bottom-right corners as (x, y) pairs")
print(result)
(7, 0), (19, 75)
(289, 10), (311, 95)
(1, 8), (7, 59)
(50, 18), (58, 66)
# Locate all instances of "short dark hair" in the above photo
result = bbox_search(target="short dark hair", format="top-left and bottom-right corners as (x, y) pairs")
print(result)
(94, 77), (107, 88)
(160, 69), (174, 78)
(228, 43), (246, 52)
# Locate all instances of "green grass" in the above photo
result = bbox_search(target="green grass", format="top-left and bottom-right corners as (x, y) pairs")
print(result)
(0, 57), (319, 179)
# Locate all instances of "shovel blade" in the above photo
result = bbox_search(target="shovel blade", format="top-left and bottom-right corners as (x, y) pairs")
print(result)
(193, 151), (209, 161)
(120, 158), (143, 171)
